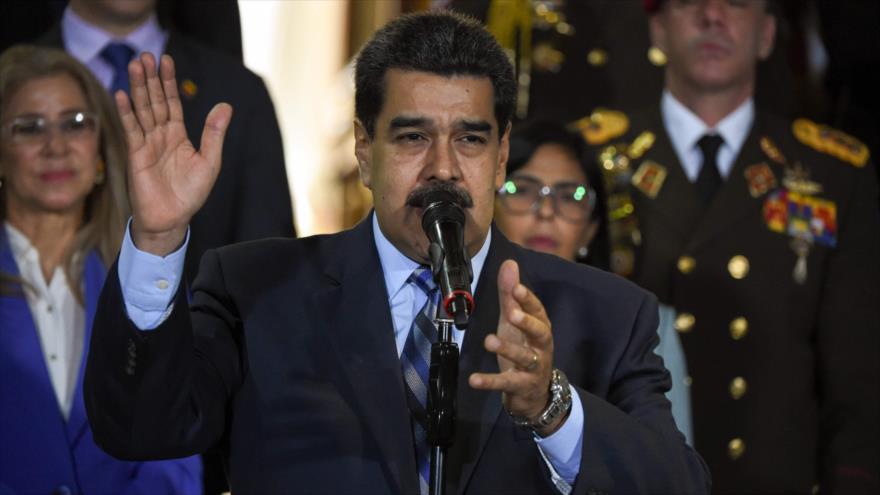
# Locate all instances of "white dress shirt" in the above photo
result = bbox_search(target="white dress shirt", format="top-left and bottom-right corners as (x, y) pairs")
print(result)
(661, 90), (754, 181)
(5, 222), (84, 419)
(118, 213), (584, 492)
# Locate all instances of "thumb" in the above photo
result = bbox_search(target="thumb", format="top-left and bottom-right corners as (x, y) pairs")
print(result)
(199, 102), (233, 169)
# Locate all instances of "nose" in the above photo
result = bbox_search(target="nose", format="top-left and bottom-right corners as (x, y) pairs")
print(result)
(533, 189), (556, 220)
(42, 125), (69, 156)
(697, 0), (727, 27)
(423, 138), (462, 183)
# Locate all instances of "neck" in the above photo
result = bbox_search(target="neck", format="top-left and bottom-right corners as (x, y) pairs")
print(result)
(6, 206), (83, 282)
(70, 1), (150, 37)
(666, 75), (753, 128)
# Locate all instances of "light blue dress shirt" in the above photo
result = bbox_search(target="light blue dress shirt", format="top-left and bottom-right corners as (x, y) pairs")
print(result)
(661, 90), (754, 182)
(118, 214), (584, 491)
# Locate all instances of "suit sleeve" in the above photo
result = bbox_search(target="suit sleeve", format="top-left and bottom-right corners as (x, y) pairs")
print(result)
(571, 292), (711, 495)
(84, 249), (243, 461)
(230, 76), (295, 240)
(122, 456), (203, 495)
(816, 162), (880, 492)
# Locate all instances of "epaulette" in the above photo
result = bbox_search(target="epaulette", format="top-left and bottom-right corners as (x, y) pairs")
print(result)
(571, 108), (629, 146)
(792, 118), (870, 167)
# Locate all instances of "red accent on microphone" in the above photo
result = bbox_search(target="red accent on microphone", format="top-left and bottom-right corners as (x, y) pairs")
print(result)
(443, 290), (474, 316)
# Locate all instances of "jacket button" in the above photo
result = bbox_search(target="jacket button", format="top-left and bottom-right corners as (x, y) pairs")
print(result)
(677, 256), (696, 274)
(728, 255), (750, 279)
(728, 438), (746, 460)
(729, 377), (747, 400)
(674, 313), (695, 333)
(729, 317), (749, 340)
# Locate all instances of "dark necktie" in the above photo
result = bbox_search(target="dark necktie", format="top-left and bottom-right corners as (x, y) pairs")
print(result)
(100, 42), (136, 95)
(695, 134), (725, 205)
(400, 266), (439, 495)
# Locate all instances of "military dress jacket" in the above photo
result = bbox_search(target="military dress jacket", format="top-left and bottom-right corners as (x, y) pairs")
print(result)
(595, 106), (880, 494)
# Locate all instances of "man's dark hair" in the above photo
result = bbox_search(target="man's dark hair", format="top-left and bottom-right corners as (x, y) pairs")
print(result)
(354, 11), (516, 140)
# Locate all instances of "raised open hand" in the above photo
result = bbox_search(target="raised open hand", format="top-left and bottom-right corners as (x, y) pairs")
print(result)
(115, 52), (232, 255)
(469, 260), (563, 436)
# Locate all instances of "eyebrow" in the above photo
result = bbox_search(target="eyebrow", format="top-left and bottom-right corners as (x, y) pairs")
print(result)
(457, 119), (493, 134)
(389, 116), (429, 131)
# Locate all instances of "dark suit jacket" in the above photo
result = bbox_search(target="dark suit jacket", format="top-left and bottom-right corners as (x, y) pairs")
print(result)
(40, 26), (296, 283)
(84, 219), (709, 494)
(0, 232), (201, 495)
(617, 107), (880, 493)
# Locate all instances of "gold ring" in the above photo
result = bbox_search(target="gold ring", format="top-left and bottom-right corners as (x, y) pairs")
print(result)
(526, 352), (539, 371)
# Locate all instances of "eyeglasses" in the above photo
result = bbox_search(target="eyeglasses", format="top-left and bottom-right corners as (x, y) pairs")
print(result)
(1, 111), (99, 145)
(497, 174), (596, 223)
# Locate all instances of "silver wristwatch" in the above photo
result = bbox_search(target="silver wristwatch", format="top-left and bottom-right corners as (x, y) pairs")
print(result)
(509, 368), (572, 432)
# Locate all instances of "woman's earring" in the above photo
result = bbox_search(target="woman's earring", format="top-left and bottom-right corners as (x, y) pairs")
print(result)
(95, 159), (105, 185)
(577, 246), (589, 259)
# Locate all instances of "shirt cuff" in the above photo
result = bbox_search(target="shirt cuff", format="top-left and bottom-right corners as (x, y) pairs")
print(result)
(534, 385), (584, 491)
(117, 218), (189, 330)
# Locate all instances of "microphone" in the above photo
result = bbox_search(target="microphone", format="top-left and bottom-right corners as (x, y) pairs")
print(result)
(420, 190), (475, 329)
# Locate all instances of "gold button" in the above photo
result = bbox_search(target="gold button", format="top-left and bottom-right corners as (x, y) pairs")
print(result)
(647, 46), (667, 66)
(728, 438), (746, 460)
(729, 376), (747, 400)
(729, 317), (749, 340)
(587, 48), (608, 67)
(677, 256), (696, 274)
(674, 313), (695, 333)
(728, 255), (750, 279)
(811, 483), (820, 495)
(683, 375), (693, 386)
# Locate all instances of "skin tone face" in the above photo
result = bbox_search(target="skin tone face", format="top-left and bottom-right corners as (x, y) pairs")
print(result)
(1, 74), (99, 223)
(650, 0), (776, 119)
(69, 0), (157, 36)
(495, 143), (598, 262)
(354, 69), (510, 264)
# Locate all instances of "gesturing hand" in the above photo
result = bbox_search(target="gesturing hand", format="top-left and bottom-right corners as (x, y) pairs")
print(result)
(115, 53), (232, 256)
(469, 260), (566, 436)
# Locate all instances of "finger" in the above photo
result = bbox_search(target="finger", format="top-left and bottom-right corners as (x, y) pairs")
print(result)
(508, 306), (551, 347)
(114, 90), (144, 150)
(129, 54), (155, 132)
(468, 370), (532, 392)
(485, 334), (541, 371)
(513, 283), (549, 324)
(199, 103), (233, 170)
(159, 55), (184, 123)
(144, 52), (168, 125)
(498, 259), (520, 297)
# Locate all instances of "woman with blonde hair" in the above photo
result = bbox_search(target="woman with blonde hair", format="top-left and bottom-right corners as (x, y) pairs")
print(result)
(0, 45), (200, 494)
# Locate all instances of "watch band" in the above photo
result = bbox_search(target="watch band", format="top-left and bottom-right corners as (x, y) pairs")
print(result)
(509, 368), (573, 432)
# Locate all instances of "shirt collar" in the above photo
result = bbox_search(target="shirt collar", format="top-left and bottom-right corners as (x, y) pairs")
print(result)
(372, 212), (490, 302)
(661, 89), (754, 156)
(4, 222), (36, 263)
(62, 5), (168, 62)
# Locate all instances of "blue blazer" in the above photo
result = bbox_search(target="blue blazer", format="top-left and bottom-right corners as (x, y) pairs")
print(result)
(0, 231), (202, 495)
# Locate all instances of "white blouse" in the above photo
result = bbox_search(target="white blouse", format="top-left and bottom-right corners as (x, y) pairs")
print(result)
(6, 222), (85, 419)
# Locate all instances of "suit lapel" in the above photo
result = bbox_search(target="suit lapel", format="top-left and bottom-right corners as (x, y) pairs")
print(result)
(630, 111), (704, 240)
(686, 113), (773, 253)
(313, 219), (419, 494)
(66, 252), (106, 446)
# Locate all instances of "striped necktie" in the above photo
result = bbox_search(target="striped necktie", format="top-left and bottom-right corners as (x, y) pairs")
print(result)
(400, 266), (439, 495)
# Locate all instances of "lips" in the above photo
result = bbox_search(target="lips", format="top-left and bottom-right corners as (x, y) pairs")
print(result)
(39, 170), (76, 183)
(525, 235), (559, 252)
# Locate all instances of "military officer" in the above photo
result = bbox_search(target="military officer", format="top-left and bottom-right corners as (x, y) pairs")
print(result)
(579, 0), (880, 493)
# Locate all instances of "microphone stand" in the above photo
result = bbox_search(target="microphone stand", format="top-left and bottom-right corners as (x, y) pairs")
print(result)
(427, 297), (459, 495)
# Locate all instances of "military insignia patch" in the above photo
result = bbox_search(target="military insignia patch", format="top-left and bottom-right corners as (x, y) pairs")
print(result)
(792, 118), (870, 167)
(572, 108), (629, 146)
(762, 189), (838, 248)
(627, 131), (656, 159)
(760, 136), (786, 164)
(631, 160), (667, 199)
(783, 163), (823, 195)
(744, 162), (777, 197)
(181, 79), (198, 99)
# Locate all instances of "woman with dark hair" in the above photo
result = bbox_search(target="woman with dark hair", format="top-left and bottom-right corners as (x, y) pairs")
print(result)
(496, 120), (693, 444)
(0, 45), (200, 494)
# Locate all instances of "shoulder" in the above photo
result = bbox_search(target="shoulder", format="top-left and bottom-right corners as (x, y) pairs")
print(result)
(789, 117), (871, 168)
(166, 33), (267, 94)
(570, 107), (631, 146)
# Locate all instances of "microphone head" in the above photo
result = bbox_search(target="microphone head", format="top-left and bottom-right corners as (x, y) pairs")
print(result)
(421, 190), (465, 232)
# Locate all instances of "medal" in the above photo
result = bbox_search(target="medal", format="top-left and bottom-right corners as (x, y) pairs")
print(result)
(760, 136), (787, 164)
(790, 237), (811, 284)
(783, 163), (823, 195)
(631, 160), (668, 199)
(744, 162), (777, 197)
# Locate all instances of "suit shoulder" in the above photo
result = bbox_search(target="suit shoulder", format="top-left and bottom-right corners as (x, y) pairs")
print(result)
(167, 33), (266, 90)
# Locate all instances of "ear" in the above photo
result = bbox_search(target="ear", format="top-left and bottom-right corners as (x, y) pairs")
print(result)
(353, 119), (373, 189)
(757, 13), (777, 61)
(495, 122), (511, 190)
(648, 13), (668, 55)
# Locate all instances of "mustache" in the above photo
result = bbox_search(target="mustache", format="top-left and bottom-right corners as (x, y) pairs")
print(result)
(405, 182), (474, 208)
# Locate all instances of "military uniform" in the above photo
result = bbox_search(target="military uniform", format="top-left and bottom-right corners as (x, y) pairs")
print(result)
(582, 107), (880, 493)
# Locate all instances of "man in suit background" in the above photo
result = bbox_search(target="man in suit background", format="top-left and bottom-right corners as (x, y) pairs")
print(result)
(40, 0), (295, 284)
(84, 10), (709, 493)
(583, 0), (879, 492)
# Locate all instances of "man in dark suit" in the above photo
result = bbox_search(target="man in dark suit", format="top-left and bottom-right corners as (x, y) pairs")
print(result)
(39, 0), (295, 283)
(582, 1), (879, 492)
(84, 11), (709, 493)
